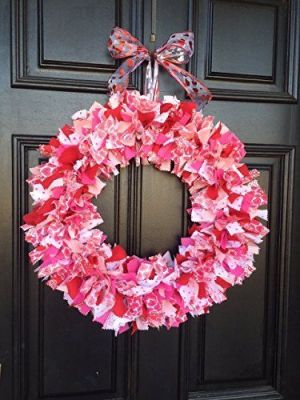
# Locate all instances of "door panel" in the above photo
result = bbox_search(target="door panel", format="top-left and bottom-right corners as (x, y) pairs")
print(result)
(12, 0), (137, 92)
(192, 0), (299, 102)
(1, 1), (299, 400)
(188, 146), (295, 398)
(12, 136), (128, 400)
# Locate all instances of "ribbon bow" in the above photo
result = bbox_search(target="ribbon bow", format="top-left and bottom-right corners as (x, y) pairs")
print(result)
(107, 27), (212, 110)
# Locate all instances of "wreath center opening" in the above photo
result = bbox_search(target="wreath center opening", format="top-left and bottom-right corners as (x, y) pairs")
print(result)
(97, 164), (187, 258)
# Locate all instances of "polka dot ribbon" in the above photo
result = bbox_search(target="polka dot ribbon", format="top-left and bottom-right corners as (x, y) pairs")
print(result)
(107, 27), (212, 110)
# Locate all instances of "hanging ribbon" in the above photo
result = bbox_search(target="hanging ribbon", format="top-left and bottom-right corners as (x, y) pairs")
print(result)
(107, 27), (212, 110)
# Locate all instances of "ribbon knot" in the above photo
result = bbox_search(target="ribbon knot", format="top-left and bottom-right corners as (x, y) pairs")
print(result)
(107, 27), (212, 110)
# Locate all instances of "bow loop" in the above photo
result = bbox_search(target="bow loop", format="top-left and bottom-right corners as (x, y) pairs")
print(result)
(156, 31), (194, 64)
(107, 27), (212, 110)
(108, 27), (149, 59)
(156, 46), (191, 64)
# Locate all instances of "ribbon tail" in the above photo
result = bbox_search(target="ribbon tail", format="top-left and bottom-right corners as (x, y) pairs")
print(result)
(108, 55), (146, 94)
(145, 60), (160, 102)
(152, 60), (160, 102)
(159, 62), (212, 110)
(144, 60), (153, 98)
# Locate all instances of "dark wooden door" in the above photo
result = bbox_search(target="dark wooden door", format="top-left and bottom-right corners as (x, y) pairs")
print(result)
(1, 0), (299, 399)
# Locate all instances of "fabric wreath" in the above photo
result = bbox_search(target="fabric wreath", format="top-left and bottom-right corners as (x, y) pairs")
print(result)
(22, 90), (269, 334)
